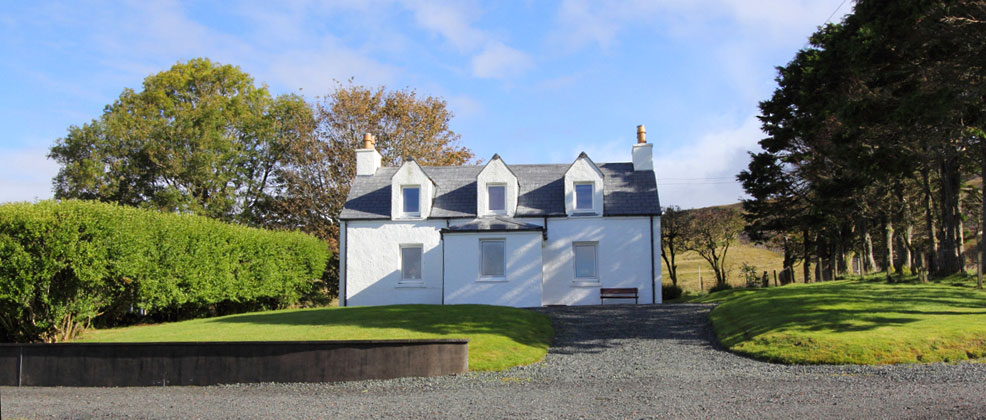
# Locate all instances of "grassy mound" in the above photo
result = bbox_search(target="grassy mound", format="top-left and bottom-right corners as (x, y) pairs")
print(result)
(694, 277), (986, 364)
(76, 304), (553, 371)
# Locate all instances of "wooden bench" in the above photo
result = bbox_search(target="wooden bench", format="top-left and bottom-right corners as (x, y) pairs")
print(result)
(600, 287), (638, 304)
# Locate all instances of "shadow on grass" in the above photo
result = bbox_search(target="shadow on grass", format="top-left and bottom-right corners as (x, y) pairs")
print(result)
(710, 280), (986, 349)
(209, 304), (553, 350)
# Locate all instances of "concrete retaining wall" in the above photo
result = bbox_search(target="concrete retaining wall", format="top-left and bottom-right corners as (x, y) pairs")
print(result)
(0, 339), (468, 387)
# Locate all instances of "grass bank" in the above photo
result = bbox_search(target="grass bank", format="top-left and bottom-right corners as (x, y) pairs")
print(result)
(692, 276), (986, 364)
(76, 304), (553, 371)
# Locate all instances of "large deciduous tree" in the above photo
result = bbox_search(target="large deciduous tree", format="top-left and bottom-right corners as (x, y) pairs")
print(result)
(49, 58), (310, 225)
(660, 205), (689, 287)
(270, 82), (475, 256)
(684, 206), (745, 288)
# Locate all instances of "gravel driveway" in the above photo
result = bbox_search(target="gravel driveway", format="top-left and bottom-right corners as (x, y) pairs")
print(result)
(4, 304), (986, 419)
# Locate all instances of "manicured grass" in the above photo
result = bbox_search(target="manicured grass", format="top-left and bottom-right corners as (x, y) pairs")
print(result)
(694, 276), (986, 364)
(76, 304), (554, 371)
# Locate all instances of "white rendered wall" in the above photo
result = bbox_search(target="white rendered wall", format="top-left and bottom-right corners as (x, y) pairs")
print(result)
(632, 143), (653, 171)
(653, 216), (663, 304)
(542, 217), (655, 305)
(355, 148), (382, 176)
(345, 220), (445, 306)
(391, 161), (434, 220)
(563, 158), (604, 216)
(443, 231), (543, 308)
(476, 158), (519, 217)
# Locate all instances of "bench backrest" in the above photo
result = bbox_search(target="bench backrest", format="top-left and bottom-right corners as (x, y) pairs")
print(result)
(600, 288), (638, 295)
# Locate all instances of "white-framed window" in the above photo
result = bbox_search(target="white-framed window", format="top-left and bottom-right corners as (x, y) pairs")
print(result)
(479, 239), (506, 278)
(575, 182), (593, 210)
(402, 185), (420, 216)
(488, 184), (506, 212)
(573, 242), (598, 279)
(400, 244), (423, 282)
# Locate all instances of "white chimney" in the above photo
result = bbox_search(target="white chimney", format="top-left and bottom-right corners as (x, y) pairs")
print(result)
(632, 125), (653, 171)
(356, 133), (382, 176)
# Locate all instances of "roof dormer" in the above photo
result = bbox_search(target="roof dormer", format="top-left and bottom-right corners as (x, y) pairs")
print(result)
(563, 152), (604, 217)
(476, 154), (519, 218)
(391, 159), (435, 220)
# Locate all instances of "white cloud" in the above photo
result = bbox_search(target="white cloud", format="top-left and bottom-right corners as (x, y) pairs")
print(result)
(0, 147), (59, 204)
(402, 0), (486, 52)
(654, 115), (762, 209)
(552, 0), (849, 51)
(471, 42), (533, 79)
(401, 0), (534, 79)
(445, 94), (484, 119)
(267, 37), (399, 95)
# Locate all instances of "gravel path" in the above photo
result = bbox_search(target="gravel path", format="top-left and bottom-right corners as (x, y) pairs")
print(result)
(4, 304), (986, 419)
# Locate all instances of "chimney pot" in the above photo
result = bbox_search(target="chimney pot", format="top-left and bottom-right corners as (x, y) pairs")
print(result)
(636, 125), (646, 144)
(363, 133), (375, 149)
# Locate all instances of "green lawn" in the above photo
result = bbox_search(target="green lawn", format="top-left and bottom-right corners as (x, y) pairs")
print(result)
(692, 276), (986, 364)
(75, 304), (554, 371)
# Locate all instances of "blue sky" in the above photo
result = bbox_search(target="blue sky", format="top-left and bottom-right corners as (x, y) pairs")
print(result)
(0, 0), (849, 208)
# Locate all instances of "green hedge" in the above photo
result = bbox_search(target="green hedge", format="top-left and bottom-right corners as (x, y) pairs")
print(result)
(0, 200), (329, 342)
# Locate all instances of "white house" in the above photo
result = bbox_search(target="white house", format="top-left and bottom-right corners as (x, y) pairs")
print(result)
(338, 125), (662, 307)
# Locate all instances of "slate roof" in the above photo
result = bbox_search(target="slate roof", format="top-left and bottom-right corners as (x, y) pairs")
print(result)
(340, 162), (661, 220)
(440, 216), (545, 233)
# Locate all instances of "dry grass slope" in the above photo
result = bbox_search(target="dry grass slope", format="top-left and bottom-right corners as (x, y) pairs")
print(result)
(667, 241), (803, 292)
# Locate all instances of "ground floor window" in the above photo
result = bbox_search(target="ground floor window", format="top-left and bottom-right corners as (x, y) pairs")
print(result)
(573, 242), (598, 279)
(480, 239), (506, 278)
(400, 244), (423, 281)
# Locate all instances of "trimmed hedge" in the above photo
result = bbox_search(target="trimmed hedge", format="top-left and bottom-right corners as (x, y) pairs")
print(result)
(0, 200), (329, 343)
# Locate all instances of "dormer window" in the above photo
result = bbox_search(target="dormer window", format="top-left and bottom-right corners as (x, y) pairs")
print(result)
(564, 152), (604, 217)
(488, 185), (506, 212)
(575, 183), (593, 210)
(402, 186), (420, 216)
(390, 160), (434, 220)
(476, 154), (519, 217)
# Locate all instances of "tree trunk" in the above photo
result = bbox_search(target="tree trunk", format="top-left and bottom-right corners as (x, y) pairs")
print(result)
(937, 157), (963, 275)
(885, 219), (894, 276)
(958, 196), (966, 270)
(921, 168), (939, 273)
(980, 153), (985, 289)
(865, 231), (878, 273)
(803, 229), (812, 283)
(905, 224), (914, 271)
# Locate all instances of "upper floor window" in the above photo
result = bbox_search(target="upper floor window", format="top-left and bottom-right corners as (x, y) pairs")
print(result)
(488, 185), (506, 212)
(402, 186), (420, 215)
(575, 183), (593, 210)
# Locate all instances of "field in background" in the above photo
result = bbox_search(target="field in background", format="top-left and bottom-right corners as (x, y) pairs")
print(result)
(666, 240), (803, 292)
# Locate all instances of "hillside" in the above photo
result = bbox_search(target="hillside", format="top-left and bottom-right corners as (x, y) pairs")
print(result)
(667, 240), (802, 292)
(662, 202), (801, 292)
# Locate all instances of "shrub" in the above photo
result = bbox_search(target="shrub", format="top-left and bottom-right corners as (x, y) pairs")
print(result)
(662, 284), (683, 300)
(0, 200), (329, 342)
(709, 283), (734, 293)
(740, 263), (761, 288)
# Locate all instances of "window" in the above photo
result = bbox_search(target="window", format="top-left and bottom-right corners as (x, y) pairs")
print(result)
(402, 186), (420, 215)
(488, 185), (506, 212)
(400, 245), (423, 281)
(575, 183), (593, 210)
(480, 239), (505, 277)
(573, 242), (597, 279)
